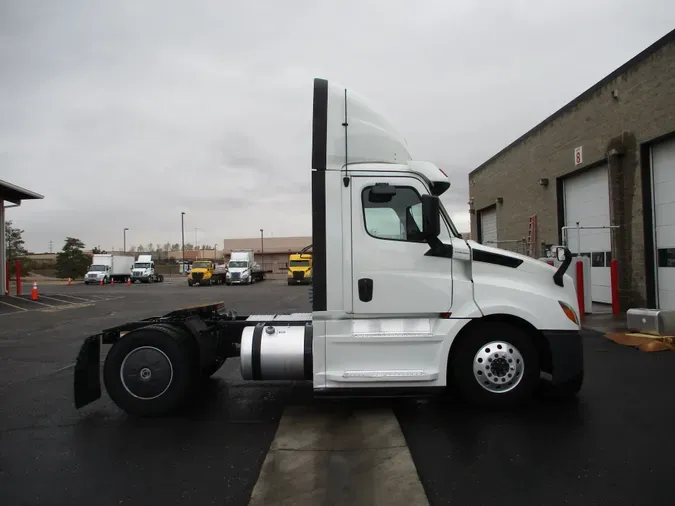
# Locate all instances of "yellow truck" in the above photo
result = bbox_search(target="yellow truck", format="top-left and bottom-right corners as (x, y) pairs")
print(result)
(287, 247), (312, 285)
(188, 261), (227, 286)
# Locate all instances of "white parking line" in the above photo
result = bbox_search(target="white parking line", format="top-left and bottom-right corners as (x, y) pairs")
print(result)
(39, 295), (77, 304)
(47, 293), (94, 303)
(8, 296), (56, 307)
(0, 299), (28, 312)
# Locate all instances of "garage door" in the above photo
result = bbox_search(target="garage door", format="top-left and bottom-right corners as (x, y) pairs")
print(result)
(564, 165), (612, 303)
(651, 137), (675, 310)
(480, 207), (497, 245)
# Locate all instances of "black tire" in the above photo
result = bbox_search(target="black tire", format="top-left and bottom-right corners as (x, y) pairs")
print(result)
(188, 279), (193, 287)
(103, 324), (199, 417)
(450, 321), (540, 407)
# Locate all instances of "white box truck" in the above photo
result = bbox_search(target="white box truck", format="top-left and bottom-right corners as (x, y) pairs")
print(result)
(73, 78), (583, 417)
(226, 249), (265, 285)
(84, 254), (135, 284)
(130, 254), (164, 284)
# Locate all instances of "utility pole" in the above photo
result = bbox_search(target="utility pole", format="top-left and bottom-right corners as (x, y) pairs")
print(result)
(181, 212), (186, 273)
(49, 240), (53, 254)
(260, 229), (264, 271)
(123, 228), (129, 254)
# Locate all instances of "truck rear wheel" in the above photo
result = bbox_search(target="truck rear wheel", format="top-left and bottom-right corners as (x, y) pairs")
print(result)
(449, 322), (539, 407)
(103, 324), (199, 417)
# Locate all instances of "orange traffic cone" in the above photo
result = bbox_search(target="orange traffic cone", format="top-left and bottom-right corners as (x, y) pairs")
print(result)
(100, 279), (103, 286)
(111, 278), (115, 285)
(67, 277), (72, 286)
(31, 281), (39, 301)
(127, 278), (131, 286)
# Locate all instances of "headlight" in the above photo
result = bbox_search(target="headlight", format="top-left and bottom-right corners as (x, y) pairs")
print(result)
(559, 301), (579, 325)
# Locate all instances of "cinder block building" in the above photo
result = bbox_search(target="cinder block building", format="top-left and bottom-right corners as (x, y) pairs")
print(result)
(469, 29), (675, 311)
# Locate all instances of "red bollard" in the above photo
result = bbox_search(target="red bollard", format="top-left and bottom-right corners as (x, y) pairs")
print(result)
(15, 260), (21, 296)
(576, 260), (585, 318)
(610, 259), (620, 316)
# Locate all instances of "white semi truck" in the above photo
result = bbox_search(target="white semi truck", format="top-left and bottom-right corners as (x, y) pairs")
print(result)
(84, 254), (135, 284)
(130, 254), (164, 283)
(225, 249), (265, 285)
(73, 78), (583, 417)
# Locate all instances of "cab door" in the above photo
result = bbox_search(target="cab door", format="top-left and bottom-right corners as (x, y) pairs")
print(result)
(350, 175), (453, 315)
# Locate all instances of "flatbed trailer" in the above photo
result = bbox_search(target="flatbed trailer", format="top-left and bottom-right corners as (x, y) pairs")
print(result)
(73, 77), (584, 417)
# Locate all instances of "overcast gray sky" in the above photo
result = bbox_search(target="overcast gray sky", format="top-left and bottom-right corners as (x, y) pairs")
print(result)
(2, 0), (674, 252)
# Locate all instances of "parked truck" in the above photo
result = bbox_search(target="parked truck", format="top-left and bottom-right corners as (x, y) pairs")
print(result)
(130, 254), (164, 283)
(225, 250), (265, 285)
(73, 78), (583, 417)
(288, 245), (312, 285)
(188, 260), (228, 286)
(84, 254), (135, 284)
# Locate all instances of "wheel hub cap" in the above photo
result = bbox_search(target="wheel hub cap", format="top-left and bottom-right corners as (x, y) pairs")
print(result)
(473, 341), (524, 394)
(120, 346), (174, 400)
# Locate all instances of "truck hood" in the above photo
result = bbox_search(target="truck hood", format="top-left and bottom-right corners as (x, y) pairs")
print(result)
(227, 267), (249, 274)
(467, 240), (560, 276)
(467, 240), (576, 301)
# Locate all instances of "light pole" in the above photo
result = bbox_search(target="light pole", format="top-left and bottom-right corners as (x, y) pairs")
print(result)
(123, 228), (129, 254)
(181, 212), (186, 273)
(260, 228), (264, 271)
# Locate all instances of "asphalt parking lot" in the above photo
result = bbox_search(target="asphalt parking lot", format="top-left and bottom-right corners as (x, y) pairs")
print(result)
(1, 279), (674, 505)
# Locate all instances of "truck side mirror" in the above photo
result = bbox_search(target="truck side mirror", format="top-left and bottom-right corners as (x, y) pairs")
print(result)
(555, 246), (567, 262)
(421, 195), (441, 239)
(369, 183), (396, 203)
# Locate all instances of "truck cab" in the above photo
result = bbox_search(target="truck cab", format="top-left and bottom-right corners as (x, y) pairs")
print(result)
(226, 250), (264, 285)
(288, 249), (312, 285)
(74, 78), (583, 417)
(188, 261), (216, 286)
(84, 263), (111, 285)
(131, 254), (160, 283)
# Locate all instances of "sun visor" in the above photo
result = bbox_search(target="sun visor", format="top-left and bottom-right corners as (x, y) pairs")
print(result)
(311, 78), (412, 171)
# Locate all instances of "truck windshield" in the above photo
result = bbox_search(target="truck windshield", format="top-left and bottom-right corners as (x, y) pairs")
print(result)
(290, 260), (310, 267)
(192, 262), (211, 269)
(134, 263), (151, 268)
(229, 261), (248, 268)
(90, 265), (107, 271)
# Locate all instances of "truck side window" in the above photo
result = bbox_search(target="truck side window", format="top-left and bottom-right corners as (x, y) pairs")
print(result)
(362, 186), (424, 242)
(362, 185), (451, 242)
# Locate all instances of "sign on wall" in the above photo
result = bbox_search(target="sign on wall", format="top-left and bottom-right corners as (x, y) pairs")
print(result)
(574, 146), (583, 166)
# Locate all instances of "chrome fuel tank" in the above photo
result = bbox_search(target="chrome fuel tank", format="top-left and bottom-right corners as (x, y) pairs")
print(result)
(240, 322), (313, 381)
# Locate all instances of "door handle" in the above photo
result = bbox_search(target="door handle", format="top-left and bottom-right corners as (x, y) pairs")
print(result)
(358, 278), (373, 302)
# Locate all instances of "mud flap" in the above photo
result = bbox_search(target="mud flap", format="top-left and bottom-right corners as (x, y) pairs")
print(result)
(74, 334), (102, 408)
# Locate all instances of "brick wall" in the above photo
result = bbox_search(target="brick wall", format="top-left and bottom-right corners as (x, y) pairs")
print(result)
(469, 38), (675, 309)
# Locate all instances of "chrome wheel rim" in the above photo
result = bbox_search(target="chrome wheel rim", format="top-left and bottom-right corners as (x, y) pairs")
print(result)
(473, 341), (524, 394)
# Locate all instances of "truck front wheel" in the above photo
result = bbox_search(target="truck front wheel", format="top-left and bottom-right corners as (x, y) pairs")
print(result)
(103, 324), (199, 417)
(450, 322), (539, 407)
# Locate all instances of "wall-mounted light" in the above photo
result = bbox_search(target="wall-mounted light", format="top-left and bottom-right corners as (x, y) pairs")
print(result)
(539, 178), (549, 187)
(495, 197), (503, 205)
